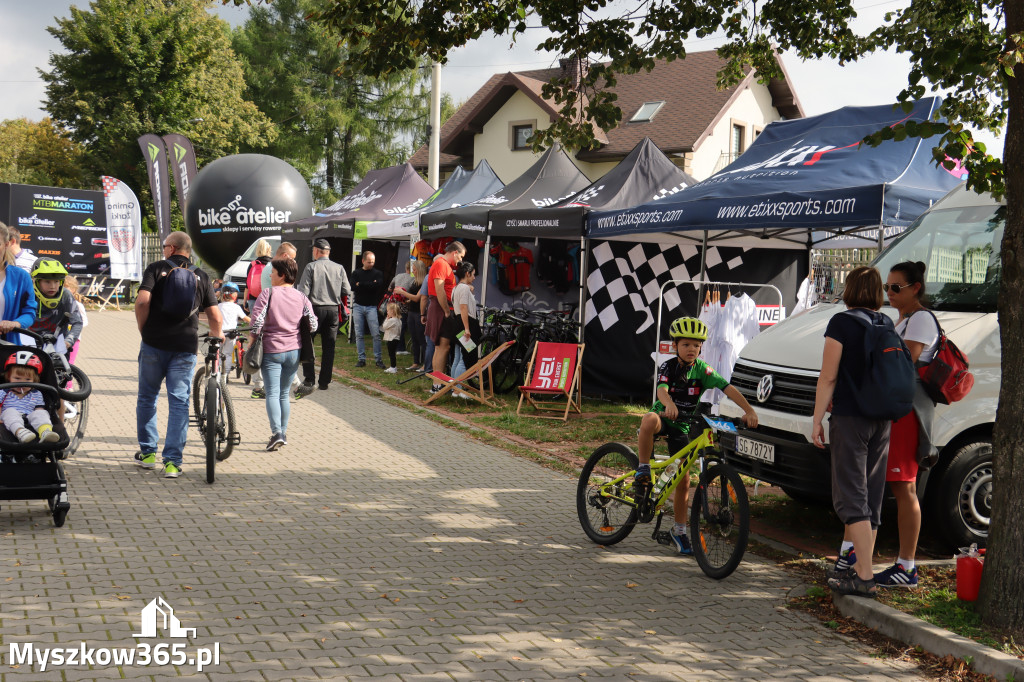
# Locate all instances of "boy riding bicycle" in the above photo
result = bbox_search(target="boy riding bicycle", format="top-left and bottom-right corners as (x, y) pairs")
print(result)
(636, 316), (759, 556)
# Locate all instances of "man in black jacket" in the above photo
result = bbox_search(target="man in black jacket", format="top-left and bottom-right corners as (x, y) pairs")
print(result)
(350, 250), (385, 368)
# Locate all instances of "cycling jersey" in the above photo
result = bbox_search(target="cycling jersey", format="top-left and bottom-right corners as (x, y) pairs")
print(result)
(652, 357), (729, 434)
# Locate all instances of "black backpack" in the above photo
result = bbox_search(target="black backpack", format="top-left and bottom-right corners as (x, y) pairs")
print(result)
(159, 259), (201, 321)
(842, 309), (916, 421)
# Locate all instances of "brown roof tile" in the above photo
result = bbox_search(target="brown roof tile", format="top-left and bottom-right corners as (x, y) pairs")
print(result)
(409, 49), (802, 169)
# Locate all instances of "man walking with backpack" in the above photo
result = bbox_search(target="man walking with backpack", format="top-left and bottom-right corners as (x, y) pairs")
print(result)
(296, 238), (350, 392)
(134, 231), (222, 479)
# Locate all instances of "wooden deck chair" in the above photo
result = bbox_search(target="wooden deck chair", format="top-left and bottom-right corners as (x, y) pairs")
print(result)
(424, 340), (515, 408)
(516, 342), (585, 421)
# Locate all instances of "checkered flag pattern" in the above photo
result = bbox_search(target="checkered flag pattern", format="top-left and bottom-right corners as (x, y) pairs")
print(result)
(101, 176), (136, 253)
(101, 175), (119, 198)
(585, 241), (744, 333)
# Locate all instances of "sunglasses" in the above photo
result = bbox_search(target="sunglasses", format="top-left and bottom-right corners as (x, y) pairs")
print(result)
(883, 282), (912, 293)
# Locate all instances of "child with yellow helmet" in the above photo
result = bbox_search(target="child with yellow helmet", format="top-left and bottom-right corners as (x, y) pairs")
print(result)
(635, 316), (759, 556)
(28, 259), (84, 356)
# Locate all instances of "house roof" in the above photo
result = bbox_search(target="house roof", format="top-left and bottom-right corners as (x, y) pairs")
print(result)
(408, 49), (804, 169)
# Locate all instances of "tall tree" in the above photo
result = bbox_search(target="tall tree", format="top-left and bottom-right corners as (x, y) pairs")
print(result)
(232, 0), (429, 205)
(42, 0), (274, 223)
(305, 0), (1023, 634)
(0, 117), (91, 188)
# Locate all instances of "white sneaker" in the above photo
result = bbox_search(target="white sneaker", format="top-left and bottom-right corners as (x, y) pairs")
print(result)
(453, 391), (472, 400)
(384, 367), (398, 374)
(396, 350), (410, 355)
(16, 427), (36, 443)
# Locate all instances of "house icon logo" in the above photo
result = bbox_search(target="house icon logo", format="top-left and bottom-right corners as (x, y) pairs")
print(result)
(133, 597), (196, 638)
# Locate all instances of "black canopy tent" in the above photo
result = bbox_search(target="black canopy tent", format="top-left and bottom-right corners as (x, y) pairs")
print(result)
(280, 162), (434, 283)
(420, 145), (591, 308)
(485, 137), (699, 335)
(365, 160), (504, 240)
(489, 137), (696, 239)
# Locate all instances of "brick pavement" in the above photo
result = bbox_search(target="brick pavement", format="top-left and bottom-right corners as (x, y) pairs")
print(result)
(0, 310), (922, 681)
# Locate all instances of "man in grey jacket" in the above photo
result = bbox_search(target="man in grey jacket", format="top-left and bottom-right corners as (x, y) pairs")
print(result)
(296, 238), (351, 392)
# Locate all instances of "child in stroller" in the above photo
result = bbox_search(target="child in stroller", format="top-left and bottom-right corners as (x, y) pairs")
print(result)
(1, 350), (61, 444)
(0, 329), (92, 527)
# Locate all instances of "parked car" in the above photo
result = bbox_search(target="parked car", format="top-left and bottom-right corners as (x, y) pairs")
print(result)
(222, 236), (281, 293)
(717, 182), (1002, 550)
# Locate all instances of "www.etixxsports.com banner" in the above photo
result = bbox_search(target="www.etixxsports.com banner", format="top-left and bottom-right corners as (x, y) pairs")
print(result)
(0, 182), (110, 276)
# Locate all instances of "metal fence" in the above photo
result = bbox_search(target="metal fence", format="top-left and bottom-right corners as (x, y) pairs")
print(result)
(809, 248), (876, 303)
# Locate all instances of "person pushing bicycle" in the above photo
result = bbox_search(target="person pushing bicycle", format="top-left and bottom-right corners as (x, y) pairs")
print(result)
(636, 316), (759, 555)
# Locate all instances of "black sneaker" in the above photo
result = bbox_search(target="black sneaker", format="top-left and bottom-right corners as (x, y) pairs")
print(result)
(265, 434), (285, 451)
(295, 383), (315, 399)
(251, 387), (266, 399)
(355, 360), (366, 368)
(828, 573), (877, 598)
(375, 360), (386, 369)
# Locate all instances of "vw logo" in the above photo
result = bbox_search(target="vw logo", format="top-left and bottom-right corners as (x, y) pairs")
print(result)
(756, 374), (774, 403)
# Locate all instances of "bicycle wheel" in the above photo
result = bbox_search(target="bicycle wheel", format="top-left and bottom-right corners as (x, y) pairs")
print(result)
(234, 344), (243, 380)
(479, 334), (519, 394)
(689, 462), (749, 579)
(192, 365), (208, 435)
(215, 390), (236, 462)
(577, 443), (640, 545)
(61, 367), (89, 457)
(205, 375), (218, 484)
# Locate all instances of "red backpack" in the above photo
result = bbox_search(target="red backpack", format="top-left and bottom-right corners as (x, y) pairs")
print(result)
(246, 258), (267, 298)
(917, 310), (974, 404)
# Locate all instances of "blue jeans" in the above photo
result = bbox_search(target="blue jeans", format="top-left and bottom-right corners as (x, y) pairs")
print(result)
(353, 303), (381, 363)
(262, 349), (300, 437)
(451, 345), (467, 379)
(137, 342), (196, 468)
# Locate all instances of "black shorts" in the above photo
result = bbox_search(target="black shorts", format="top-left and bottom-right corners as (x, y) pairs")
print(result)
(651, 413), (692, 454)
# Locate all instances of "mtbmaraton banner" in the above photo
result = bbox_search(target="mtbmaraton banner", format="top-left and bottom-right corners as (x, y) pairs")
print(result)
(100, 176), (143, 280)
(162, 134), (199, 220)
(0, 182), (109, 276)
(137, 133), (173, 243)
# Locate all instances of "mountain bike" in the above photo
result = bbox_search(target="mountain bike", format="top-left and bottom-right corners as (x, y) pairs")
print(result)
(192, 334), (239, 483)
(577, 414), (750, 579)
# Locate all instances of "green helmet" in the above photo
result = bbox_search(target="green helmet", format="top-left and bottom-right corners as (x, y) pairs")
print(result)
(31, 258), (68, 310)
(669, 316), (708, 341)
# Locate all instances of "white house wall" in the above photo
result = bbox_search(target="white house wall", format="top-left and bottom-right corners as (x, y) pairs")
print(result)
(688, 84), (781, 181)
(475, 91), (552, 181)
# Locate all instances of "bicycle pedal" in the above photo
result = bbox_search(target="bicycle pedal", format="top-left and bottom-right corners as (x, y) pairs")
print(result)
(229, 432), (241, 446)
(653, 530), (673, 546)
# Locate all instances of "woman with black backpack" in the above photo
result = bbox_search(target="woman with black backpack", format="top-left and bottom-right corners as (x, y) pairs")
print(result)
(812, 266), (903, 598)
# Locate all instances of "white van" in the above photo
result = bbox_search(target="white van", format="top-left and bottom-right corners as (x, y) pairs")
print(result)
(222, 236), (281, 289)
(718, 183), (1002, 550)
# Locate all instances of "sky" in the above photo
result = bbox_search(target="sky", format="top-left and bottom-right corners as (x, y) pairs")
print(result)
(0, 0), (1005, 157)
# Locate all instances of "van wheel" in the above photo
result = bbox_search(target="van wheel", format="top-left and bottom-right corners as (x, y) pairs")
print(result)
(932, 440), (992, 549)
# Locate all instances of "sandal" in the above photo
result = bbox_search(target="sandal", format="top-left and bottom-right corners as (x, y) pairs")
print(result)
(828, 573), (877, 598)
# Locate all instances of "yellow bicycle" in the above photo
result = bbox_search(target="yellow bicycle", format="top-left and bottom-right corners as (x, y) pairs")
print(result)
(576, 414), (750, 579)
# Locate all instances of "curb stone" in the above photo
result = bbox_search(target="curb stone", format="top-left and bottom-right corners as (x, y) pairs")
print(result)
(834, 592), (1024, 680)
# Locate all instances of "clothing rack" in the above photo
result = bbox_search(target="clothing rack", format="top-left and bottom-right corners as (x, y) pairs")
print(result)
(651, 278), (784, 403)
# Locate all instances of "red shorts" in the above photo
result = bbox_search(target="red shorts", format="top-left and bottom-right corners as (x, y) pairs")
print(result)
(886, 411), (919, 482)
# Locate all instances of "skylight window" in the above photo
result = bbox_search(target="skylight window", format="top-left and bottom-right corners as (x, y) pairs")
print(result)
(631, 101), (665, 122)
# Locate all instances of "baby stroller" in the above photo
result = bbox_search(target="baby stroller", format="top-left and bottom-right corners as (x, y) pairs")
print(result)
(0, 328), (92, 527)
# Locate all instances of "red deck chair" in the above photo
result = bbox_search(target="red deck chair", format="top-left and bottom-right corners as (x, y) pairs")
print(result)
(517, 342), (585, 421)
(424, 340), (515, 408)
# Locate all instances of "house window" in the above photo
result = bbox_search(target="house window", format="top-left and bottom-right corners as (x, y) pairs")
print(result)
(731, 123), (746, 158)
(630, 101), (665, 122)
(512, 124), (534, 150)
